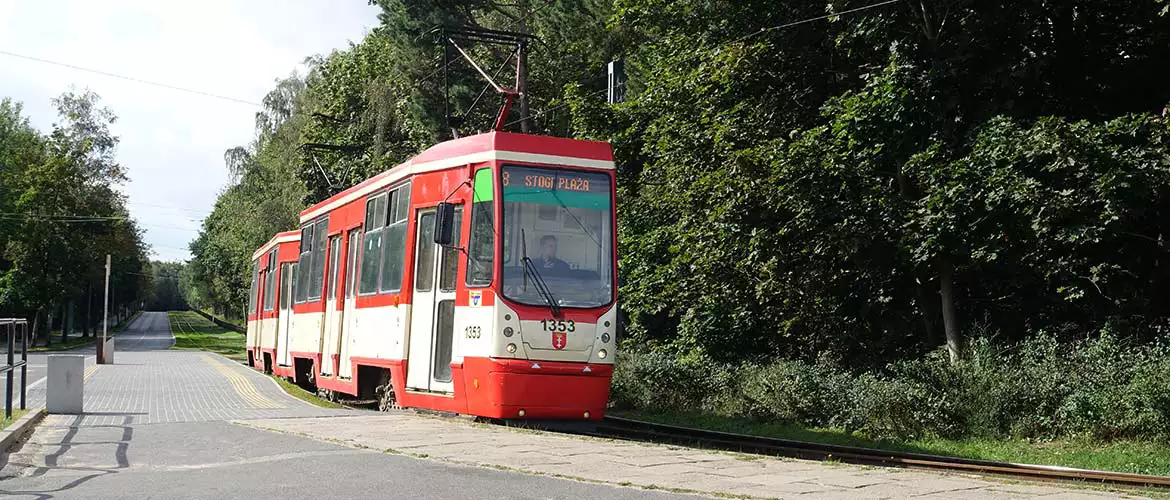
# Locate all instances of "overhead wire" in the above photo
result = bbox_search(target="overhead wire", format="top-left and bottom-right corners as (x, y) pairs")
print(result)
(728, 0), (904, 45)
(500, 0), (902, 130)
(0, 49), (261, 107)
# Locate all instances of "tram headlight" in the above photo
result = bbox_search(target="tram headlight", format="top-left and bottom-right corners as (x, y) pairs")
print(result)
(503, 327), (514, 337)
(601, 332), (610, 344)
(598, 349), (608, 359)
(506, 343), (517, 353)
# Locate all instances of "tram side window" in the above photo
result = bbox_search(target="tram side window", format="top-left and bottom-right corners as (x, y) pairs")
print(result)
(359, 193), (388, 295)
(248, 259), (259, 314)
(263, 251), (276, 311)
(439, 208), (463, 292)
(379, 182), (411, 293)
(466, 168), (493, 287)
(295, 226), (312, 303)
(308, 217), (328, 301)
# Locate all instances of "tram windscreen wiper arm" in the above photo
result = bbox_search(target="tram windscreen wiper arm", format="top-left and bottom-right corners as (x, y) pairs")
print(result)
(522, 256), (561, 317)
(520, 229), (560, 316)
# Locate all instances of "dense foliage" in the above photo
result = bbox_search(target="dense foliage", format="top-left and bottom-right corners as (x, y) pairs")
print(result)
(612, 335), (1170, 443)
(146, 261), (187, 311)
(0, 92), (150, 340)
(188, 0), (1170, 373)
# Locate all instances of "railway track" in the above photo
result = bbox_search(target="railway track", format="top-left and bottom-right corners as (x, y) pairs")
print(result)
(589, 415), (1170, 489)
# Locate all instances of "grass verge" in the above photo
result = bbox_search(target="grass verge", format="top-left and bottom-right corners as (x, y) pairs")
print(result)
(167, 310), (246, 362)
(0, 409), (29, 430)
(28, 335), (96, 352)
(200, 309), (245, 331)
(611, 409), (1170, 477)
(270, 375), (346, 409)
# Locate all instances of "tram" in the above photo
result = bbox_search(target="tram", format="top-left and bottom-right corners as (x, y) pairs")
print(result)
(245, 131), (618, 420)
(246, 230), (300, 377)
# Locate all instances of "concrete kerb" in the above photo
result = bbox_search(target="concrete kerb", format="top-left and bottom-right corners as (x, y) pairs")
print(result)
(0, 408), (45, 452)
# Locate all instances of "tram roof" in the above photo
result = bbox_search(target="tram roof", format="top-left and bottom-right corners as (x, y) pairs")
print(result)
(251, 230), (300, 261)
(298, 131), (614, 224)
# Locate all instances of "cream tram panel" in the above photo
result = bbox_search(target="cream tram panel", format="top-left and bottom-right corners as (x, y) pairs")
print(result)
(258, 317), (278, 352)
(290, 311), (322, 355)
(349, 303), (409, 360)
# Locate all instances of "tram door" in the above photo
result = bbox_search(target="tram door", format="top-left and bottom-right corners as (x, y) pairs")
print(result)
(277, 263), (294, 366)
(338, 229), (360, 379)
(406, 208), (461, 393)
(320, 236), (342, 375)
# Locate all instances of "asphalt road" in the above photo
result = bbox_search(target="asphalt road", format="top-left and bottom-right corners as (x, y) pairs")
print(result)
(0, 312), (702, 500)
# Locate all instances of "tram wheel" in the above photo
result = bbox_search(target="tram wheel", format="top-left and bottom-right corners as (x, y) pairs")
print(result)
(376, 381), (398, 412)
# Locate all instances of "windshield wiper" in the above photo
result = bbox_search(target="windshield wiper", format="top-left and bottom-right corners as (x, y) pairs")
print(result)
(521, 229), (560, 316)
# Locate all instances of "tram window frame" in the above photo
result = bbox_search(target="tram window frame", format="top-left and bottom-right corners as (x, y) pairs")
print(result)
(307, 216), (328, 302)
(262, 251), (277, 312)
(466, 168), (494, 287)
(294, 227), (312, 304)
(358, 192), (388, 296)
(248, 259), (260, 314)
(439, 207), (463, 292)
(379, 181), (411, 294)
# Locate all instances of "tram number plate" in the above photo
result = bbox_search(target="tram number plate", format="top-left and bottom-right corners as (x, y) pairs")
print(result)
(539, 319), (576, 332)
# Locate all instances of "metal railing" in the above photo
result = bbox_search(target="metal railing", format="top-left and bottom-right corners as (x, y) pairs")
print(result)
(1, 318), (29, 420)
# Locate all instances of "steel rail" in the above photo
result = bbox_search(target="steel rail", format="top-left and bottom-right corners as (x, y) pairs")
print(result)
(595, 415), (1170, 489)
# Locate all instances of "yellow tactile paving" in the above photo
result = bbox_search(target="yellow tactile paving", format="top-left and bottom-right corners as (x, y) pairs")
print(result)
(201, 354), (284, 409)
(84, 364), (98, 382)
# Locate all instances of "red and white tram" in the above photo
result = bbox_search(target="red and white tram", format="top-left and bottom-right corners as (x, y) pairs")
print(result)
(246, 230), (301, 377)
(246, 131), (618, 420)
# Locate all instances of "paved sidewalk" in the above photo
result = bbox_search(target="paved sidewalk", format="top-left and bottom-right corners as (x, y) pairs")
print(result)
(239, 414), (1156, 500)
(0, 313), (703, 500)
(0, 311), (1157, 499)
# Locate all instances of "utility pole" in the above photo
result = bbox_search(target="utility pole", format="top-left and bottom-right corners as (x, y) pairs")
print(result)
(516, 0), (532, 133)
(101, 254), (110, 364)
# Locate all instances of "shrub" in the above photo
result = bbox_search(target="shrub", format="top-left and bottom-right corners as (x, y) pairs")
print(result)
(738, 359), (854, 427)
(609, 350), (735, 412)
(610, 332), (1170, 443)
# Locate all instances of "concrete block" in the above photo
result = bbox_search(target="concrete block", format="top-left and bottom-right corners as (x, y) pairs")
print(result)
(47, 355), (85, 414)
(99, 337), (115, 364)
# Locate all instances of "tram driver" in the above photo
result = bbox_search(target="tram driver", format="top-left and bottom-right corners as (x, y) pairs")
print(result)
(539, 235), (572, 273)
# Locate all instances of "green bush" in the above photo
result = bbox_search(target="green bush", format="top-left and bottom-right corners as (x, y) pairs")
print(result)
(738, 359), (854, 427)
(611, 333), (1170, 443)
(609, 350), (735, 412)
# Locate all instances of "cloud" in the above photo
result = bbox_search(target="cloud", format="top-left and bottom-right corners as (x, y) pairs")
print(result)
(0, 0), (379, 262)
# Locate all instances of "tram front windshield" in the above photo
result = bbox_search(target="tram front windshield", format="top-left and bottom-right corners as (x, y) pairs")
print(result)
(501, 165), (614, 309)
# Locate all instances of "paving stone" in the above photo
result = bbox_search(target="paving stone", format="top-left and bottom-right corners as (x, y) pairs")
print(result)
(237, 413), (1155, 500)
(727, 481), (835, 497)
(659, 472), (768, 492)
(610, 453), (717, 468)
(986, 483), (1080, 496)
(916, 487), (1050, 500)
(804, 471), (896, 489)
(24, 313), (346, 425)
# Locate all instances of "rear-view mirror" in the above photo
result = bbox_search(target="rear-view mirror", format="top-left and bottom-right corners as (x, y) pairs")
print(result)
(434, 202), (456, 247)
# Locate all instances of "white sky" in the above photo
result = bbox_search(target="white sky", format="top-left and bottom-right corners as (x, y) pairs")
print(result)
(0, 0), (380, 262)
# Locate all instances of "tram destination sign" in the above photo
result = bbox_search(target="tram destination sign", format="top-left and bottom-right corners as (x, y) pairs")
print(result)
(502, 166), (609, 195)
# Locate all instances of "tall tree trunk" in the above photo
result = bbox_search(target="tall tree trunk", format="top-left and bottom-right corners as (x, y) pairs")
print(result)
(31, 307), (42, 347)
(938, 258), (961, 363)
(83, 283), (92, 338)
(64, 299), (72, 341)
(46, 307), (54, 346)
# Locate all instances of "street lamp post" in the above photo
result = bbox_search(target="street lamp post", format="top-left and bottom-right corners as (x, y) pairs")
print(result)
(100, 254), (110, 364)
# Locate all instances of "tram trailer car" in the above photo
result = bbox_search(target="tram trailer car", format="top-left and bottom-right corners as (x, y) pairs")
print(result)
(247, 131), (618, 420)
(246, 230), (301, 377)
